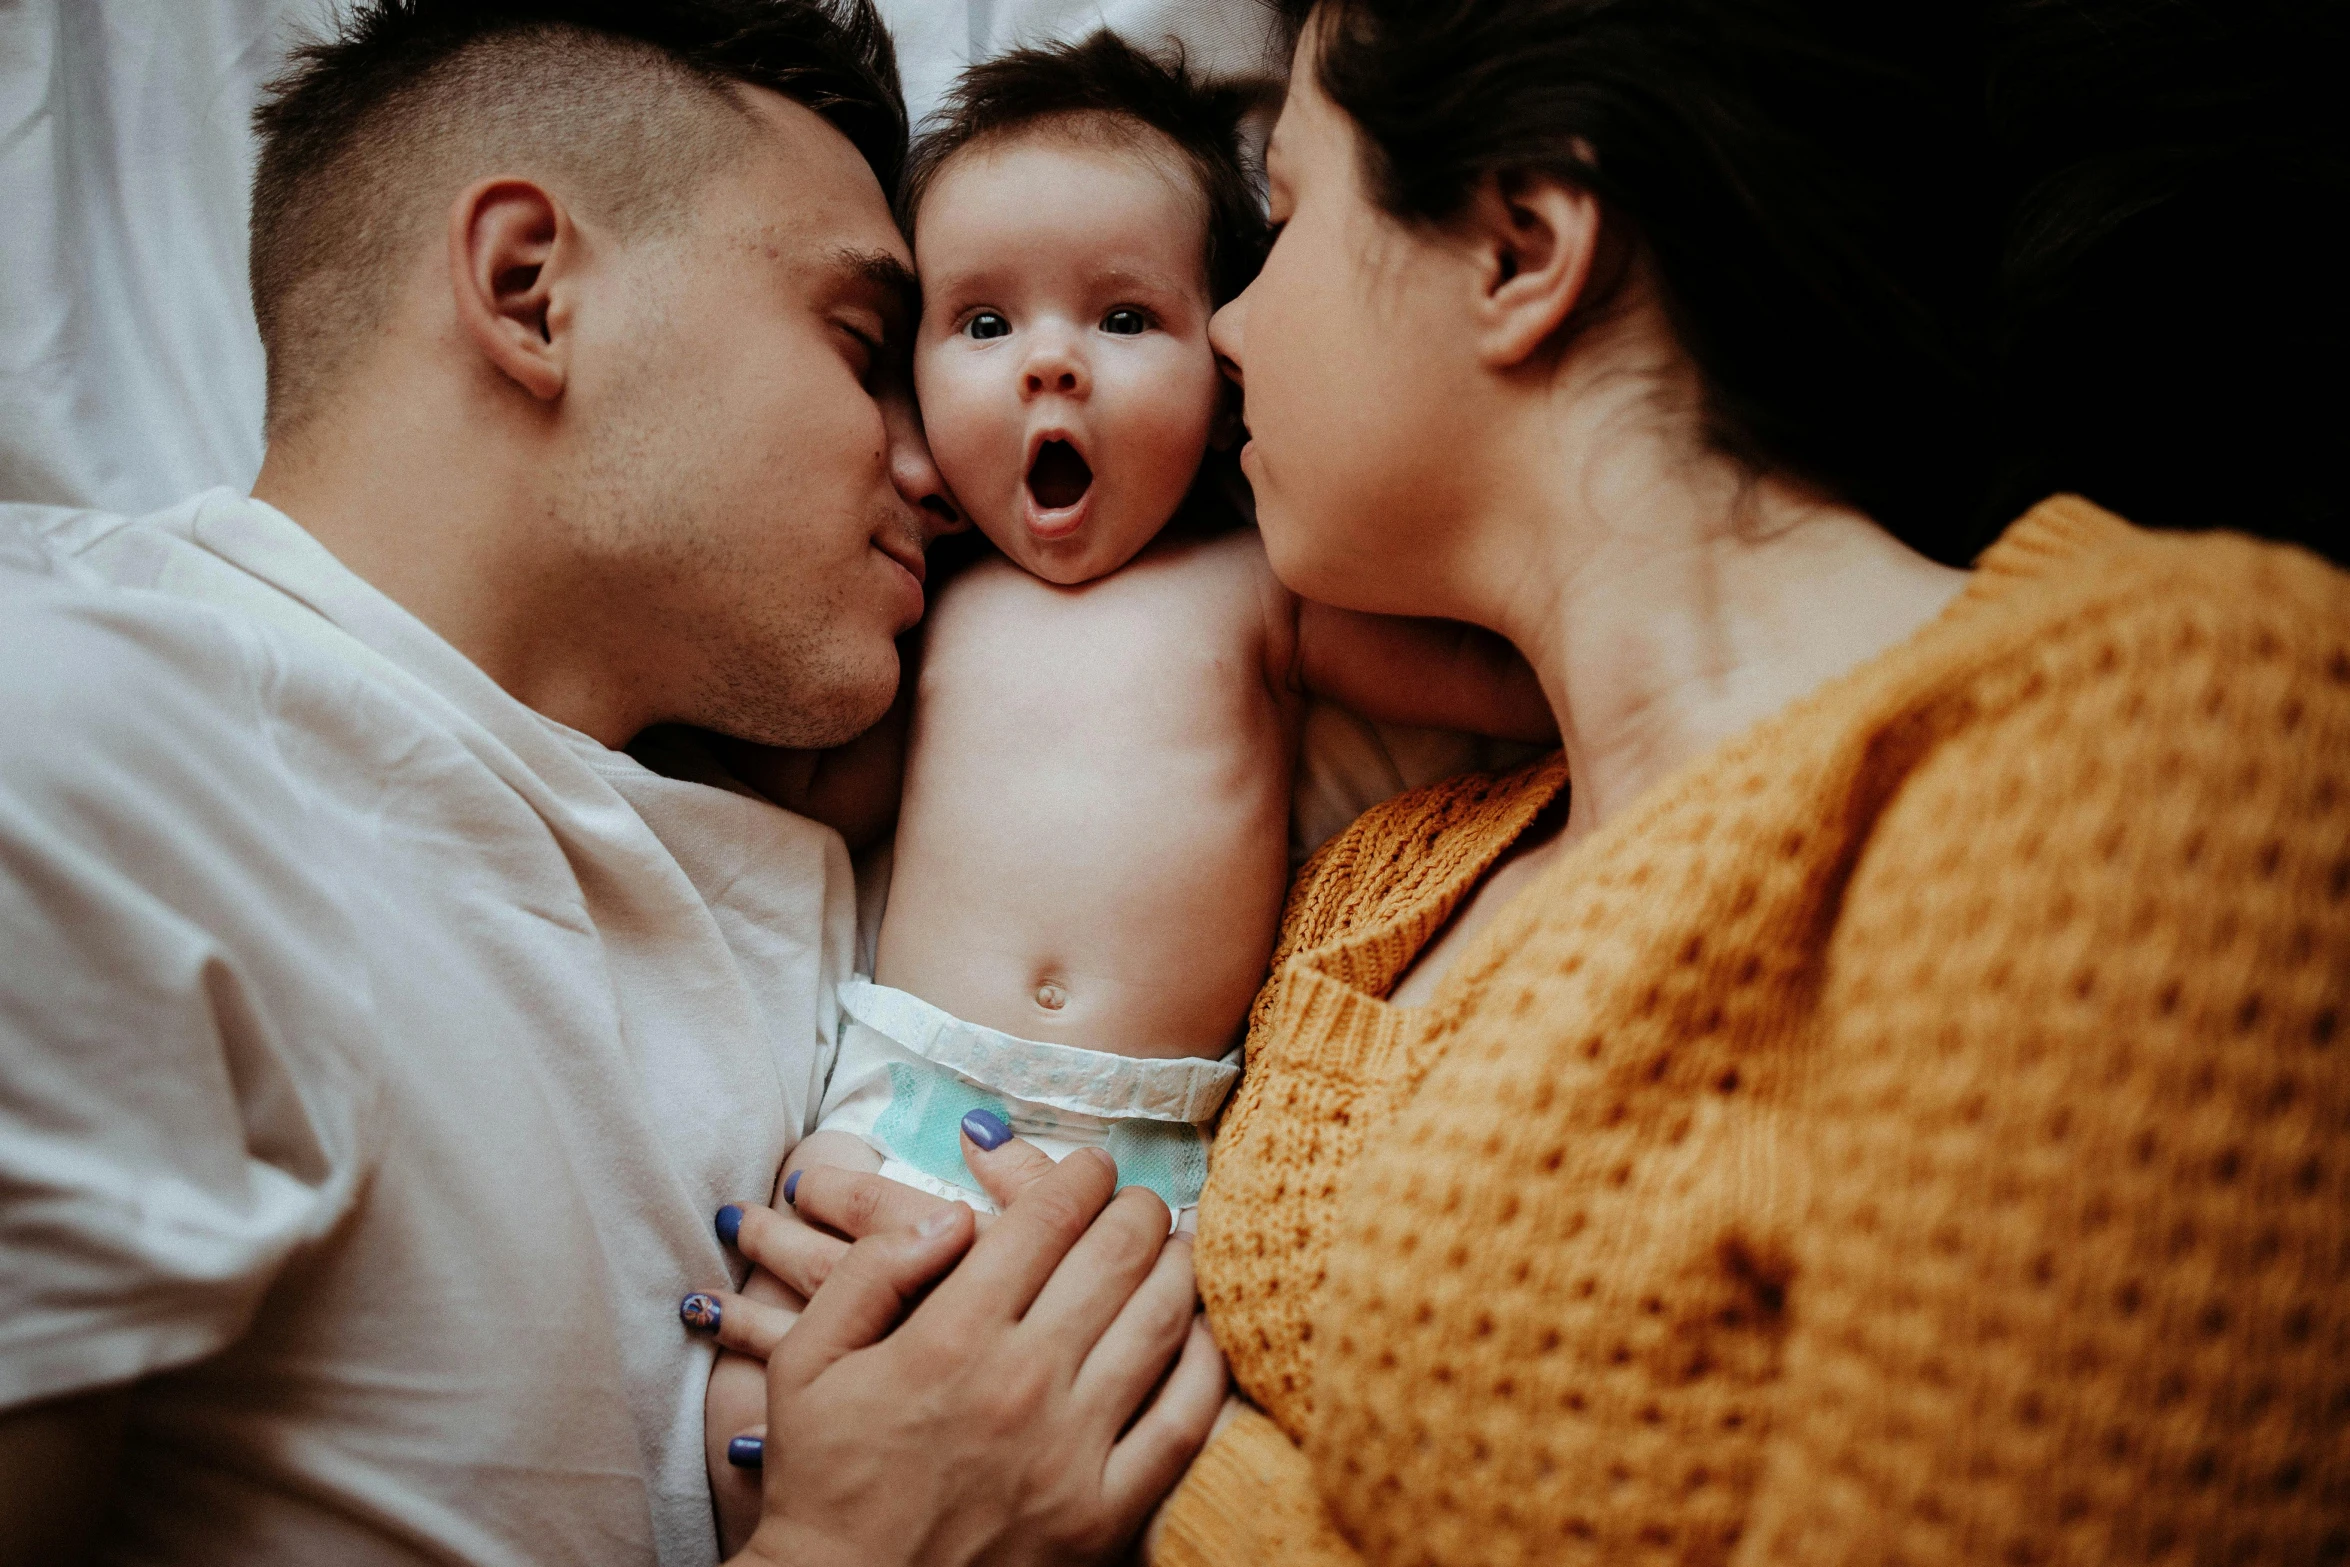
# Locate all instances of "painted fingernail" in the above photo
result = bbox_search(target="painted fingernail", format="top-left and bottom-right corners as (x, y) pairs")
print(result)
(714, 1204), (743, 1247)
(962, 1108), (1011, 1150)
(782, 1170), (802, 1206)
(680, 1292), (722, 1334)
(726, 1435), (764, 1469)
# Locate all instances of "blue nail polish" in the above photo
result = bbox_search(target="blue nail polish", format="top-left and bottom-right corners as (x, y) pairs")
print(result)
(680, 1292), (722, 1334)
(782, 1170), (802, 1206)
(727, 1435), (764, 1469)
(962, 1107), (1012, 1151)
(715, 1204), (743, 1248)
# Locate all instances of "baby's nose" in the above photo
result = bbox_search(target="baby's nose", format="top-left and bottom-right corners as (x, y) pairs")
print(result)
(1019, 344), (1090, 399)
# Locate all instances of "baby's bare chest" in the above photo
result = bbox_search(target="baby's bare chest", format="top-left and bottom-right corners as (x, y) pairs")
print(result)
(913, 543), (1288, 765)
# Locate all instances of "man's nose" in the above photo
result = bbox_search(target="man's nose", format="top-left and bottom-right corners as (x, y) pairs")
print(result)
(879, 386), (964, 540)
(1019, 334), (1090, 400)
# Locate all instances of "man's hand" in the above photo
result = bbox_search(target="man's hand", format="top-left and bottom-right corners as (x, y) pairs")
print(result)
(728, 1137), (1226, 1567)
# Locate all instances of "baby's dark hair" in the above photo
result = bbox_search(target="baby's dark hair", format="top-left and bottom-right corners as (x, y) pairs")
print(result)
(899, 31), (1269, 306)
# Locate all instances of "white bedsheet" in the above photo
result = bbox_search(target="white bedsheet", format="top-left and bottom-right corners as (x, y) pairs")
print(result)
(0, 0), (1504, 852)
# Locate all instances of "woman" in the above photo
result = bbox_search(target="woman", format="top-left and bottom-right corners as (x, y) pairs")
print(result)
(1159, 1), (2350, 1562)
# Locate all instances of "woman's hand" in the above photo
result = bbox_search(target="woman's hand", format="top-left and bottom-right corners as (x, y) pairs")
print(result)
(730, 1135), (1226, 1566)
(700, 1132), (889, 1554)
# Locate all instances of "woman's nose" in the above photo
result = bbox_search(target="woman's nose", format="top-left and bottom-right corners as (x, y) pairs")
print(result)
(1209, 291), (1246, 389)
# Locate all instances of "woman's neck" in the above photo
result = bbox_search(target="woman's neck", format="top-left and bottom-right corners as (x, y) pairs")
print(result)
(1469, 381), (1968, 843)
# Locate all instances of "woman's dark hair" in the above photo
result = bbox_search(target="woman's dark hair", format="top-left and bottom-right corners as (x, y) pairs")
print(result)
(1985, 0), (2349, 564)
(1278, 0), (2349, 565)
(1278, 0), (1998, 563)
(900, 31), (1270, 307)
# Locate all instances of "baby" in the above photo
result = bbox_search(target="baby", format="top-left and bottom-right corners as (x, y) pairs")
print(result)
(702, 32), (1551, 1542)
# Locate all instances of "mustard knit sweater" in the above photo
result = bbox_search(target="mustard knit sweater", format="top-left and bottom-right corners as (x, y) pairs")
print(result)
(1160, 498), (2350, 1567)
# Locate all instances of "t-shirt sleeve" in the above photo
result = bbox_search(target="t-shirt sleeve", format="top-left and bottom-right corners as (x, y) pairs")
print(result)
(0, 555), (373, 1411)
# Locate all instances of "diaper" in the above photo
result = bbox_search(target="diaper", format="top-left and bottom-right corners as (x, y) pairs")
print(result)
(816, 977), (1242, 1217)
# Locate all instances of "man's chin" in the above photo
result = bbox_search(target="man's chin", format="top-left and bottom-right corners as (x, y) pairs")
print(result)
(710, 660), (899, 751)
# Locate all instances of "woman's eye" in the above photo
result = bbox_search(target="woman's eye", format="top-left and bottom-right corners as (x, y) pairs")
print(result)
(1102, 308), (1149, 336)
(965, 312), (1010, 341)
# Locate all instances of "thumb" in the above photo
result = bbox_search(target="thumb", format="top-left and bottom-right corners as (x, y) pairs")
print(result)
(959, 1108), (1063, 1211)
(768, 1203), (973, 1397)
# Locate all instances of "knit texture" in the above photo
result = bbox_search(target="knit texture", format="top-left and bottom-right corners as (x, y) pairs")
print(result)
(1169, 498), (2350, 1567)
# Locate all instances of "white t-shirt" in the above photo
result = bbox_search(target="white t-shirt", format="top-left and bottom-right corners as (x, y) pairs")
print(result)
(0, 489), (855, 1566)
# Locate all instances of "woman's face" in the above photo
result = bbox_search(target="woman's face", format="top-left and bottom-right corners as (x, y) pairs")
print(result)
(1209, 28), (1493, 619)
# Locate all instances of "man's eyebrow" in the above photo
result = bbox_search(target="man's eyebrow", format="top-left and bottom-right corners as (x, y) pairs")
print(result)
(829, 246), (921, 336)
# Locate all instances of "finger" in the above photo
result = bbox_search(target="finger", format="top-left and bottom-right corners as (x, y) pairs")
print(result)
(678, 1287), (805, 1360)
(727, 1201), (849, 1302)
(769, 1203), (975, 1397)
(958, 1110), (1060, 1210)
(787, 1164), (961, 1246)
(1018, 1182), (1172, 1355)
(1100, 1315), (1228, 1524)
(723, 1423), (768, 1469)
(924, 1146), (1117, 1326)
(1069, 1231), (1198, 1423)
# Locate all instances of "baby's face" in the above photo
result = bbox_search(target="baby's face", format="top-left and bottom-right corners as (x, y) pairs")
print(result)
(913, 128), (1226, 585)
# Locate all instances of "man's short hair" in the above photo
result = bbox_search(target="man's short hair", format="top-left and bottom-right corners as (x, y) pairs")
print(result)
(249, 0), (906, 435)
(898, 32), (1269, 307)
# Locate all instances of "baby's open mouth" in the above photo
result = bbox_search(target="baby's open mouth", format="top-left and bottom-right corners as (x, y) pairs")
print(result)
(1027, 440), (1093, 511)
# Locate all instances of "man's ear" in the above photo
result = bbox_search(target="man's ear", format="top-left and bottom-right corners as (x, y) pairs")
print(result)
(446, 176), (573, 402)
(1462, 170), (1606, 371)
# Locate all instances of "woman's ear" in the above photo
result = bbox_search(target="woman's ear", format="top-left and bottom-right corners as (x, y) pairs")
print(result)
(445, 176), (572, 402)
(1463, 171), (1605, 371)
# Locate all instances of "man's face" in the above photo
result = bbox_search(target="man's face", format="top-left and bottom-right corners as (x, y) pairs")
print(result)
(556, 88), (951, 749)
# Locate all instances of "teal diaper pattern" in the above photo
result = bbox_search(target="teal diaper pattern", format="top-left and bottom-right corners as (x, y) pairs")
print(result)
(1104, 1119), (1210, 1209)
(873, 1061), (1012, 1193)
(820, 979), (1239, 1216)
(869, 1058), (1211, 1209)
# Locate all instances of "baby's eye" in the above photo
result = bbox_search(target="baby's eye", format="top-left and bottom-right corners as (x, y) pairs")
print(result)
(965, 312), (1010, 341)
(1101, 308), (1150, 336)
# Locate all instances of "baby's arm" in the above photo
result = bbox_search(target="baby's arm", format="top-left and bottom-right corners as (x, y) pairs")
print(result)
(1289, 599), (1558, 743)
(704, 1130), (884, 1555)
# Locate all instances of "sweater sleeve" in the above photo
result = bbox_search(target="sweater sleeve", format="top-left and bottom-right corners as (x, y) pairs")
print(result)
(1744, 564), (2350, 1561)
(1153, 1409), (1363, 1567)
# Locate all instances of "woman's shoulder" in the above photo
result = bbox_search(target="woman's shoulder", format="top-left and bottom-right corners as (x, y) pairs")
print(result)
(1855, 497), (2350, 813)
(1846, 495), (2350, 952)
(1963, 495), (2349, 664)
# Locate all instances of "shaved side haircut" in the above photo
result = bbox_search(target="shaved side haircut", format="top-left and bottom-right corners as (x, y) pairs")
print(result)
(249, 0), (905, 435)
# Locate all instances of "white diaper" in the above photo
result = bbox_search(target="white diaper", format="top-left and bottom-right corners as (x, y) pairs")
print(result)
(816, 977), (1242, 1217)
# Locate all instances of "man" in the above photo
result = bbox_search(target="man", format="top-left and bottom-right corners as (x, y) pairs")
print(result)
(0, 2), (1217, 1562)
